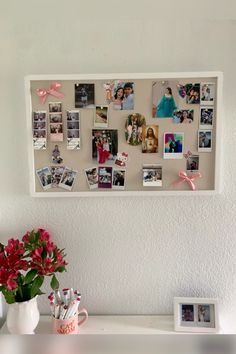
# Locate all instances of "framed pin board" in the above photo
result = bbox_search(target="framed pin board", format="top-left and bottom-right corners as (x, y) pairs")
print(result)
(25, 72), (222, 197)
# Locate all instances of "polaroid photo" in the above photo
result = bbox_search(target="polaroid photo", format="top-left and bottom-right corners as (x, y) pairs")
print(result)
(49, 113), (63, 123)
(33, 111), (46, 121)
(59, 167), (77, 191)
(94, 105), (108, 128)
(173, 110), (194, 124)
(36, 167), (52, 191)
(112, 169), (126, 190)
(49, 102), (62, 113)
(85, 167), (98, 190)
(200, 107), (214, 129)
(50, 166), (64, 188)
(186, 155), (199, 171)
(186, 83), (200, 104)
(125, 113), (146, 146)
(200, 83), (215, 105)
(112, 81), (134, 110)
(164, 133), (184, 159)
(75, 83), (95, 108)
(98, 166), (112, 189)
(92, 129), (118, 163)
(143, 165), (162, 187)
(181, 304), (194, 323)
(198, 130), (212, 152)
(115, 152), (128, 167)
(142, 125), (158, 153)
(50, 123), (63, 142)
(152, 80), (178, 118)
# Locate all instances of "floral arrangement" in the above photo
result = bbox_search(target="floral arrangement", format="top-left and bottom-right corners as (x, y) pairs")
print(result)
(0, 229), (67, 304)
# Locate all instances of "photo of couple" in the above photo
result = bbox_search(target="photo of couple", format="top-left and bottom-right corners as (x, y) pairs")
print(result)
(112, 81), (134, 110)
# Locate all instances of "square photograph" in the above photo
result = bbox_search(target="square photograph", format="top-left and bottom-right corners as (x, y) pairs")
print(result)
(98, 166), (112, 189)
(92, 129), (118, 163)
(49, 113), (63, 123)
(186, 155), (199, 171)
(50, 166), (64, 188)
(200, 83), (215, 105)
(33, 111), (46, 121)
(112, 169), (126, 190)
(59, 167), (77, 191)
(33, 129), (46, 138)
(50, 123), (63, 142)
(173, 110), (194, 124)
(67, 121), (80, 130)
(200, 107), (214, 129)
(67, 110), (80, 121)
(152, 80), (178, 118)
(75, 83), (95, 108)
(36, 167), (52, 190)
(186, 83), (200, 104)
(164, 133), (184, 159)
(142, 125), (159, 153)
(34, 121), (46, 129)
(143, 165), (162, 187)
(198, 130), (212, 152)
(112, 81), (134, 110)
(49, 102), (62, 113)
(85, 167), (98, 190)
(94, 105), (108, 128)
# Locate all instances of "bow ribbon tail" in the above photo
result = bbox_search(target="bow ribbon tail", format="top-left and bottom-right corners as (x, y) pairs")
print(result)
(49, 89), (65, 99)
(187, 178), (197, 191)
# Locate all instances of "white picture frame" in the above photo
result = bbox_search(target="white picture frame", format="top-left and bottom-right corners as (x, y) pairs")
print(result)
(174, 297), (219, 333)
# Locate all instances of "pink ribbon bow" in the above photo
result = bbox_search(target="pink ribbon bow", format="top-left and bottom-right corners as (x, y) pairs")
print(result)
(36, 82), (64, 104)
(171, 170), (201, 191)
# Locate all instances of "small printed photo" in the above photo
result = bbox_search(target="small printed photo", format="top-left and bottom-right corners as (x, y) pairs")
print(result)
(200, 107), (214, 129)
(143, 165), (162, 187)
(152, 80), (178, 118)
(50, 166), (64, 188)
(49, 113), (63, 123)
(115, 152), (128, 167)
(59, 167), (77, 191)
(67, 129), (80, 139)
(67, 111), (80, 121)
(33, 129), (46, 138)
(200, 83), (215, 105)
(186, 83), (200, 104)
(36, 167), (52, 190)
(112, 81), (134, 110)
(164, 133), (184, 159)
(67, 121), (80, 130)
(92, 129), (118, 163)
(142, 125), (158, 153)
(49, 102), (62, 113)
(186, 155), (199, 171)
(52, 145), (63, 164)
(33, 111), (46, 121)
(75, 83), (95, 108)
(98, 167), (112, 189)
(85, 167), (98, 189)
(112, 169), (126, 190)
(181, 305), (194, 322)
(198, 305), (211, 323)
(94, 105), (108, 128)
(198, 130), (212, 152)
(50, 123), (63, 142)
(34, 121), (46, 129)
(125, 113), (146, 145)
(173, 110), (194, 124)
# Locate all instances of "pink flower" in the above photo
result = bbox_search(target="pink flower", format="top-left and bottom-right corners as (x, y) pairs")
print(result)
(22, 232), (30, 243)
(7, 274), (18, 291)
(0, 267), (18, 291)
(45, 242), (56, 254)
(5, 239), (24, 256)
(38, 229), (51, 242)
(30, 247), (43, 258)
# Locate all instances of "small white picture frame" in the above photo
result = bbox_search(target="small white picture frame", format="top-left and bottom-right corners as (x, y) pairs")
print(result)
(174, 297), (219, 333)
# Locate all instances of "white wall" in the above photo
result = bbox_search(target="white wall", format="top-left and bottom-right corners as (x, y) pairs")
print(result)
(1, 0), (236, 333)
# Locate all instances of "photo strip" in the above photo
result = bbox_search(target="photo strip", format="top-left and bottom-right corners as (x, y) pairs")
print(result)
(33, 111), (47, 150)
(94, 105), (108, 128)
(85, 167), (98, 190)
(200, 83), (215, 105)
(142, 125), (158, 153)
(143, 165), (162, 187)
(36, 167), (52, 190)
(67, 110), (80, 150)
(200, 107), (214, 129)
(164, 133), (184, 159)
(59, 167), (78, 191)
(75, 83), (95, 108)
(198, 130), (212, 152)
(112, 169), (126, 190)
(49, 102), (63, 142)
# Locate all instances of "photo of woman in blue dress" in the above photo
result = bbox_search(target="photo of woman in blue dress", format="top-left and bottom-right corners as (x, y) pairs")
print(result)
(155, 87), (177, 118)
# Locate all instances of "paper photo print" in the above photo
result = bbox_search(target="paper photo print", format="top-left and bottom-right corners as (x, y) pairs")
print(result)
(198, 130), (212, 152)
(200, 107), (214, 129)
(142, 125), (158, 153)
(143, 165), (162, 187)
(186, 83), (200, 104)
(98, 166), (112, 189)
(49, 113), (63, 123)
(50, 123), (63, 142)
(197, 304), (216, 328)
(51, 166), (65, 188)
(181, 305), (194, 323)
(33, 111), (47, 150)
(75, 83), (95, 108)
(112, 81), (134, 110)
(112, 169), (126, 190)
(164, 133), (184, 159)
(92, 129), (118, 164)
(200, 83), (215, 105)
(94, 105), (108, 128)
(85, 167), (98, 190)
(125, 113), (146, 145)
(186, 155), (199, 171)
(152, 80), (178, 118)
(49, 102), (62, 113)
(36, 167), (52, 190)
(173, 110), (194, 124)
(59, 167), (77, 191)
(67, 110), (80, 150)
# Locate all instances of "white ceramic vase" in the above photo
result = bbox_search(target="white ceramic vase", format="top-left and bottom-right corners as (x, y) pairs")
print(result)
(6, 296), (40, 334)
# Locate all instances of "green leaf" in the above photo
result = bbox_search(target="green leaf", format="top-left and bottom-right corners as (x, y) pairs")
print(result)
(56, 266), (66, 273)
(41, 248), (47, 260)
(31, 276), (44, 298)
(24, 269), (37, 285)
(0, 243), (4, 252)
(2, 289), (15, 304)
(37, 289), (45, 295)
(50, 274), (59, 290)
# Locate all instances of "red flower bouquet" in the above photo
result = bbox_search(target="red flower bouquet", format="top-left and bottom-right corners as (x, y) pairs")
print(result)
(0, 229), (67, 304)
